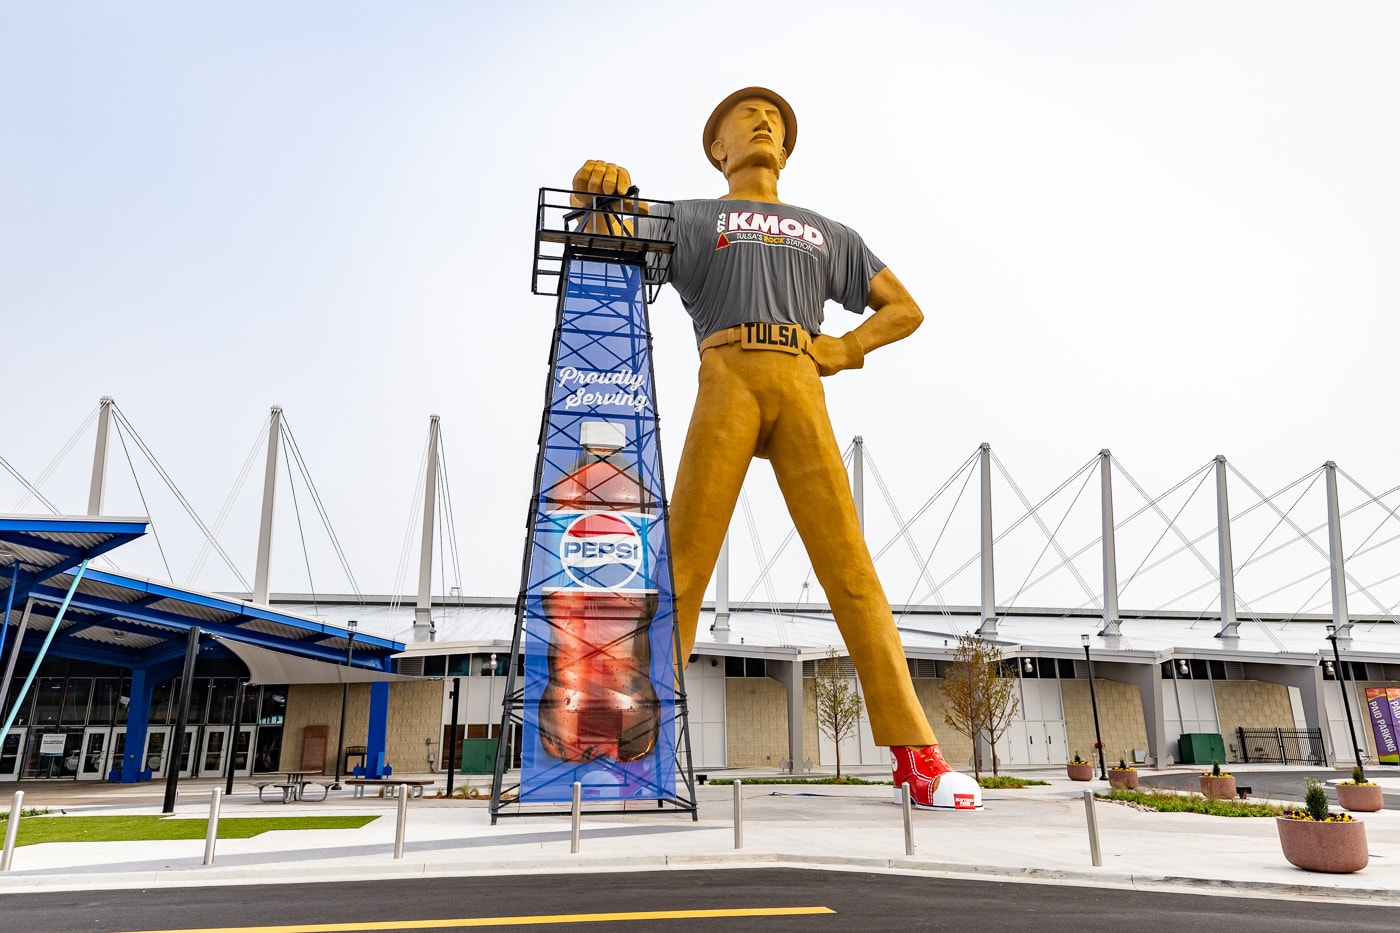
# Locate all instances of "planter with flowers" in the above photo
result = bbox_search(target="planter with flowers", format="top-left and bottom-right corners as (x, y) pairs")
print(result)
(1335, 765), (1384, 813)
(1277, 778), (1368, 873)
(1108, 758), (1138, 790)
(1067, 753), (1094, 781)
(1199, 760), (1236, 799)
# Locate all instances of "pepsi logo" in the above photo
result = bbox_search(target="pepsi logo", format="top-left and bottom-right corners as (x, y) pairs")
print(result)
(560, 512), (644, 589)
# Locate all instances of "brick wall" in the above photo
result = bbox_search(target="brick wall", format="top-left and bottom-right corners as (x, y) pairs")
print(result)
(282, 681), (446, 774)
(1061, 680), (1148, 767)
(1215, 680), (1295, 762)
(725, 678), (790, 768)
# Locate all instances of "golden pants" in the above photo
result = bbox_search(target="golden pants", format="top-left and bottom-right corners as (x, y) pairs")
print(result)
(669, 343), (937, 748)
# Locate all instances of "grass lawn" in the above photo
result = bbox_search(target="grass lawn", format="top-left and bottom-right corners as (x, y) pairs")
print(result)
(979, 776), (1050, 789)
(13, 814), (378, 846)
(1098, 788), (1286, 817)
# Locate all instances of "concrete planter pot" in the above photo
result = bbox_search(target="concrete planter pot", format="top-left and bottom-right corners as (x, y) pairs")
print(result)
(1108, 768), (1138, 790)
(1336, 783), (1384, 813)
(1066, 763), (1094, 781)
(1276, 817), (1369, 873)
(1199, 775), (1236, 798)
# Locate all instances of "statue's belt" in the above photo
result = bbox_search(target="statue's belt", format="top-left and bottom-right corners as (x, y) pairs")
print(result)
(698, 322), (812, 358)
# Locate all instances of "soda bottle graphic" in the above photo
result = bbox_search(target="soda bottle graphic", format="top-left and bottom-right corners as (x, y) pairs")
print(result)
(539, 421), (661, 763)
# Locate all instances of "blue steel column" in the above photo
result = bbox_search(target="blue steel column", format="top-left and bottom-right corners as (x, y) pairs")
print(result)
(0, 561), (88, 742)
(365, 681), (390, 778)
(120, 668), (154, 783)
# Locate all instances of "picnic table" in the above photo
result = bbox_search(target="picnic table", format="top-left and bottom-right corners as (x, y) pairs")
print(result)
(343, 778), (436, 799)
(252, 770), (330, 803)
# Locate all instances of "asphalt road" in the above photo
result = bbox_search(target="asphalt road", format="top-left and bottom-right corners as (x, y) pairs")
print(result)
(1138, 768), (1396, 807)
(10, 869), (1399, 933)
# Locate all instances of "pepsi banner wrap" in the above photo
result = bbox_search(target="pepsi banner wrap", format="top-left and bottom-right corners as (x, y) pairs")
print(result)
(518, 259), (677, 803)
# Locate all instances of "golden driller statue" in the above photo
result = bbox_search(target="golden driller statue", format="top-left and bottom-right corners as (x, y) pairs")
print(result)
(572, 87), (981, 809)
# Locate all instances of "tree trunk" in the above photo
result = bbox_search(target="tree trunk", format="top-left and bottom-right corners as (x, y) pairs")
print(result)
(834, 738), (842, 778)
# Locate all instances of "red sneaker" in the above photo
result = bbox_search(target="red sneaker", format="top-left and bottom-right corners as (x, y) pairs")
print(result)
(891, 745), (983, 810)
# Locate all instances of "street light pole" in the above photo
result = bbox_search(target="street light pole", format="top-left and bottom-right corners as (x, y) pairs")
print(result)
(1082, 634), (1107, 780)
(1326, 626), (1365, 781)
(332, 620), (358, 789)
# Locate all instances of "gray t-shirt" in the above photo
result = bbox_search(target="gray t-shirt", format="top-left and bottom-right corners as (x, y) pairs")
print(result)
(648, 199), (885, 346)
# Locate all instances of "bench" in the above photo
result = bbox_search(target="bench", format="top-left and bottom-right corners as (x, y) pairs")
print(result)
(251, 781), (299, 803)
(298, 780), (337, 802)
(344, 778), (436, 799)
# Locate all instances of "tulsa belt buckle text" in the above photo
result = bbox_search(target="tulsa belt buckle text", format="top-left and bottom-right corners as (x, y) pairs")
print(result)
(739, 322), (804, 355)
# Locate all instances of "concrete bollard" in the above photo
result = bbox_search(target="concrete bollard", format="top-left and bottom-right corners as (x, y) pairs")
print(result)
(1083, 789), (1102, 867)
(1, 791), (23, 872)
(570, 782), (582, 854)
(901, 782), (914, 856)
(393, 785), (409, 859)
(203, 788), (223, 866)
(733, 779), (743, 849)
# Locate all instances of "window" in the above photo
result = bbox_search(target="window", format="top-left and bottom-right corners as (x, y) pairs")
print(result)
(724, 657), (766, 677)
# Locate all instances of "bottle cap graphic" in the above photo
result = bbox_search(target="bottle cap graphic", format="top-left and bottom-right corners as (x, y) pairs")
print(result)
(580, 421), (625, 451)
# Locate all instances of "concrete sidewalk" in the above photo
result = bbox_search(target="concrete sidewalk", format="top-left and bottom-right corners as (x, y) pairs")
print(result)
(2, 765), (1397, 904)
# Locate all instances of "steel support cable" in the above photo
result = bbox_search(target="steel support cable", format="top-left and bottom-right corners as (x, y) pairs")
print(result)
(0, 455), (60, 514)
(111, 406), (250, 591)
(1114, 457), (1226, 589)
(1116, 465), (1212, 604)
(284, 456), (319, 615)
(436, 439), (465, 598)
(871, 447), (981, 564)
(279, 419), (362, 601)
(935, 452), (1100, 592)
(737, 490), (785, 612)
(1015, 459), (1217, 598)
(1227, 462), (1386, 618)
(898, 456), (977, 617)
(1224, 473), (1400, 573)
(112, 419), (168, 578)
(1332, 466), (1400, 615)
(991, 450), (1102, 610)
(1304, 568), (1400, 617)
(862, 443), (953, 612)
(1003, 459), (1100, 612)
(389, 441), (429, 620)
(10, 405), (97, 512)
(187, 418), (267, 586)
(1231, 470), (1323, 577)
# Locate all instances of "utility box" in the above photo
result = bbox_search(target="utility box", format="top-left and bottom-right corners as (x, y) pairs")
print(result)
(460, 738), (499, 774)
(1178, 733), (1226, 766)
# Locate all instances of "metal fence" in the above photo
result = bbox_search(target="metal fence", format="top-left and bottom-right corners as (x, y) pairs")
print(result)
(1236, 727), (1327, 765)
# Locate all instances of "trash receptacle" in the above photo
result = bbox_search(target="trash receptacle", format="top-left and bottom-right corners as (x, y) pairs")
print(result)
(460, 738), (499, 774)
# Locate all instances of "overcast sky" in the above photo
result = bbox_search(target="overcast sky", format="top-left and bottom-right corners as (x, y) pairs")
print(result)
(3, 2), (1396, 622)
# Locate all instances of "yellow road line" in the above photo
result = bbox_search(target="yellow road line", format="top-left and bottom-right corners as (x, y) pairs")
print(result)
(120, 905), (835, 933)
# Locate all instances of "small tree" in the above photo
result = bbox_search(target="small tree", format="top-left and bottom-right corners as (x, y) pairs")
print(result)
(811, 649), (864, 778)
(939, 634), (1021, 779)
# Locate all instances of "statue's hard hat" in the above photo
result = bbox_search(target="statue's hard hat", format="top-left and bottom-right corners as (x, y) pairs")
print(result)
(702, 87), (797, 171)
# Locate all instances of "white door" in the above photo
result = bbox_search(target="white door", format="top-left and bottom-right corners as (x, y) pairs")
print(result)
(228, 726), (255, 777)
(144, 727), (171, 778)
(199, 727), (230, 776)
(0, 728), (25, 781)
(77, 727), (118, 781)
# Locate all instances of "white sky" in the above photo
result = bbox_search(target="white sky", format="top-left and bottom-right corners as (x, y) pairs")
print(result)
(2, 2), (1397, 620)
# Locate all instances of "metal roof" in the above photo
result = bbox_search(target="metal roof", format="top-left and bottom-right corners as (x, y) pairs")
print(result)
(1, 516), (402, 673)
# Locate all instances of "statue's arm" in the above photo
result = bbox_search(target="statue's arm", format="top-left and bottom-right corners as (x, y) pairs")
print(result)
(810, 267), (923, 376)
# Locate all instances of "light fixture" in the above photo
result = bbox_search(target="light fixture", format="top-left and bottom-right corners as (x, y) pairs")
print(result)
(1023, 658), (1034, 673)
(1324, 660), (1335, 676)
(1177, 659), (1190, 676)
(485, 652), (499, 676)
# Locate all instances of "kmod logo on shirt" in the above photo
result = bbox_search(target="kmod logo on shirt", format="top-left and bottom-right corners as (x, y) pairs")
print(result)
(559, 512), (644, 589)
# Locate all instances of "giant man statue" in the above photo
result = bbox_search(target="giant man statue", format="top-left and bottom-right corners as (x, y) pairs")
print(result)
(572, 87), (981, 809)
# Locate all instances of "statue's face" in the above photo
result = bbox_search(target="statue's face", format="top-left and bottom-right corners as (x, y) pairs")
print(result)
(710, 97), (787, 175)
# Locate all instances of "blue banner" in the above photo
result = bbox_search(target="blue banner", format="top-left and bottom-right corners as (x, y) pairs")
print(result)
(519, 259), (677, 802)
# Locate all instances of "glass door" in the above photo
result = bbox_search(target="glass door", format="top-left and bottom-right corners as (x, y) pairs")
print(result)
(229, 726), (254, 777)
(176, 726), (197, 778)
(144, 727), (171, 779)
(0, 728), (25, 781)
(77, 727), (116, 781)
(199, 727), (229, 776)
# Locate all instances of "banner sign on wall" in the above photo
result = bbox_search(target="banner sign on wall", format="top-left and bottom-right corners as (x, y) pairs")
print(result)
(514, 258), (678, 804)
(1365, 688), (1400, 766)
